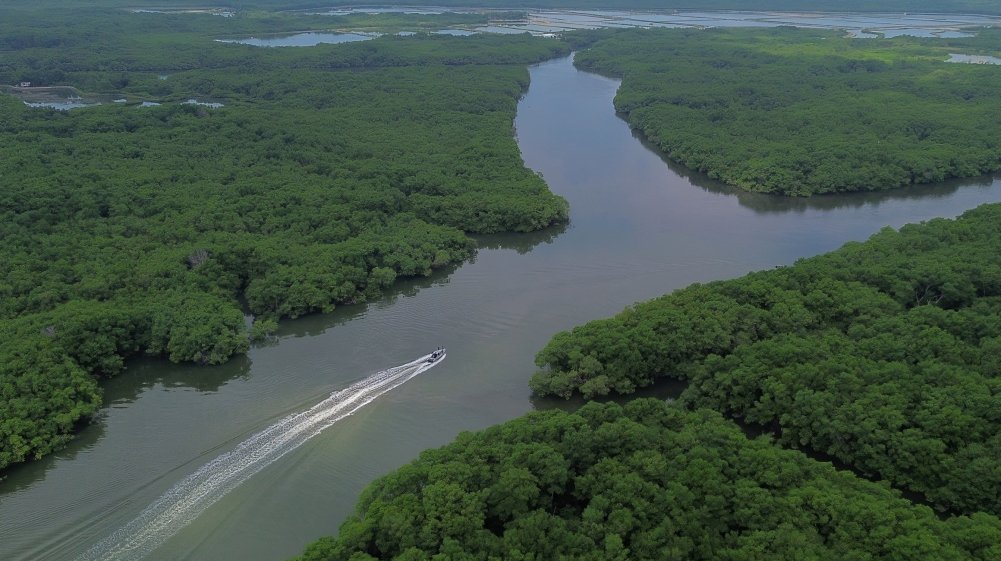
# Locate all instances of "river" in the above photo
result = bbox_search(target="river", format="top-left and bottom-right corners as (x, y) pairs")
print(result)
(2, 54), (1001, 561)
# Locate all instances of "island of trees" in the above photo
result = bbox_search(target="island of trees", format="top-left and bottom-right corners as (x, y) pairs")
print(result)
(6, 4), (1001, 560)
(295, 400), (1001, 561)
(573, 27), (1001, 195)
(531, 202), (1001, 516)
(295, 202), (1001, 559)
(0, 7), (569, 471)
(289, 16), (1001, 560)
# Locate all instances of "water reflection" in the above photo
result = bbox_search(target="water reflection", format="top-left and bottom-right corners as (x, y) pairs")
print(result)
(275, 264), (457, 340)
(629, 127), (999, 214)
(0, 418), (107, 494)
(732, 176), (995, 214)
(472, 221), (568, 254)
(109, 354), (253, 402)
(276, 223), (567, 340)
(217, 32), (374, 47)
(7, 47), (1001, 561)
(0, 353), (253, 494)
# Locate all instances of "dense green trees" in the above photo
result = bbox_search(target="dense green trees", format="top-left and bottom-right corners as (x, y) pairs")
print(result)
(0, 8), (569, 470)
(8, 1), (1001, 16)
(533, 203), (1001, 515)
(318, 0), (1001, 13)
(574, 27), (1001, 195)
(295, 400), (1001, 561)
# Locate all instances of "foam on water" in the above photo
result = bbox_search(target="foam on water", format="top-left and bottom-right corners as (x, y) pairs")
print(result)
(78, 353), (444, 561)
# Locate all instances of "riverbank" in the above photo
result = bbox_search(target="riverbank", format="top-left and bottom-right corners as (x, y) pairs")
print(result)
(0, 28), (570, 475)
(574, 26), (1001, 195)
(4, 53), (1001, 561)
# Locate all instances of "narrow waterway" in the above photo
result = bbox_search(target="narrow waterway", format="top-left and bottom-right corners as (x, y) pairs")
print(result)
(2, 55), (1000, 561)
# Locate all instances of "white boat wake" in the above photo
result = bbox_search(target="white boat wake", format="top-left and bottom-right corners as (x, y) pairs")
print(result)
(78, 352), (444, 561)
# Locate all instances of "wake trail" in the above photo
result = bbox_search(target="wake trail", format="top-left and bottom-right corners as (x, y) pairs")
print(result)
(77, 353), (444, 561)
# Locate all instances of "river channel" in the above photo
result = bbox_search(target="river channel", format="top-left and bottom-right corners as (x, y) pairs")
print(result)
(3, 55), (1001, 561)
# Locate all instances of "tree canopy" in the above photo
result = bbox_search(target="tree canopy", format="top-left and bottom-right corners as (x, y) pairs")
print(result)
(295, 400), (1001, 561)
(573, 27), (1001, 195)
(533, 202), (1001, 515)
(0, 7), (568, 471)
(7, 1), (1001, 15)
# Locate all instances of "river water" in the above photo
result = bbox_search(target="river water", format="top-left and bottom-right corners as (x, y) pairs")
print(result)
(3, 55), (1001, 561)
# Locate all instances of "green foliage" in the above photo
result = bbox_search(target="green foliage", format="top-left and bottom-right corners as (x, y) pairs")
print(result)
(0, 7), (569, 471)
(534, 203), (1001, 515)
(0, 337), (101, 467)
(7, 1), (1001, 16)
(293, 400), (1001, 561)
(249, 317), (279, 342)
(574, 27), (1001, 195)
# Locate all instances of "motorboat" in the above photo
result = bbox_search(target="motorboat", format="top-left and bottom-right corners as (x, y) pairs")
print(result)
(427, 347), (446, 363)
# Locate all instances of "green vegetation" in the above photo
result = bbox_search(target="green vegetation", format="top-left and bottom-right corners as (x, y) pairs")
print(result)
(8, 7), (1001, 560)
(573, 27), (1001, 195)
(295, 399), (1001, 561)
(8, 1), (1001, 16)
(0, 10), (516, 90)
(533, 203), (1001, 515)
(359, 0), (1001, 14)
(297, 202), (1001, 560)
(0, 7), (569, 470)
